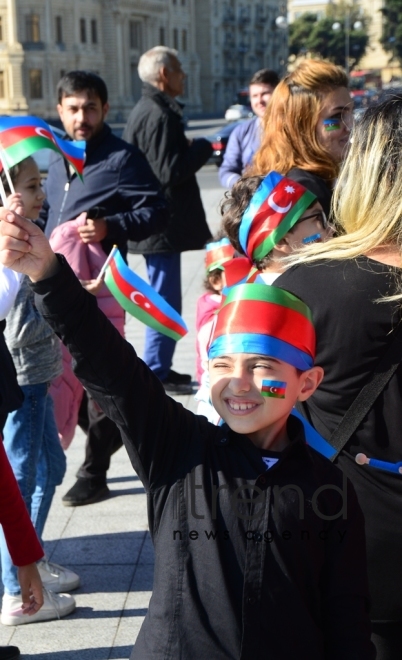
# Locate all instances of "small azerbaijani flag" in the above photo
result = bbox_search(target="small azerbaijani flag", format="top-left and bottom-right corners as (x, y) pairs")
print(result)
(261, 379), (287, 399)
(104, 249), (188, 341)
(239, 172), (316, 262)
(0, 116), (85, 178)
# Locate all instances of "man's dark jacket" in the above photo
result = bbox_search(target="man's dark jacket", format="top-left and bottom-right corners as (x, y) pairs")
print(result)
(123, 83), (213, 253)
(40, 124), (169, 257)
(32, 257), (375, 660)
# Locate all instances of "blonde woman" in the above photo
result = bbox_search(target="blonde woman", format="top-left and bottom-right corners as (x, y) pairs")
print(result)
(276, 96), (402, 659)
(250, 59), (353, 219)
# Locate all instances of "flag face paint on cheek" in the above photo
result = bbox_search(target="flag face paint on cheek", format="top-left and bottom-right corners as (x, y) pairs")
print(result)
(323, 118), (341, 131)
(261, 380), (287, 398)
(302, 233), (321, 244)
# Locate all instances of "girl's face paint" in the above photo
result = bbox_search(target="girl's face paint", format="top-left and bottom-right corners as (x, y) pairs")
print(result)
(323, 118), (341, 131)
(261, 379), (287, 399)
(302, 233), (321, 244)
(315, 87), (353, 163)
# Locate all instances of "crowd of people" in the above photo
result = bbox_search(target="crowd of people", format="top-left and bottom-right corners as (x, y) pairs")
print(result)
(0, 42), (401, 660)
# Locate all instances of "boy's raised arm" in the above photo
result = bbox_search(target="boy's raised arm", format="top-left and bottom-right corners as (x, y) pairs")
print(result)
(0, 208), (198, 490)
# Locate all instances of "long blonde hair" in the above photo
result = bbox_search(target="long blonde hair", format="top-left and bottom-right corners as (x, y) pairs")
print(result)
(286, 96), (402, 269)
(250, 59), (348, 182)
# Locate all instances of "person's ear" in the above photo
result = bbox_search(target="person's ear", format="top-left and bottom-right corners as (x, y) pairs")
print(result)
(297, 366), (324, 401)
(160, 66), (170, 84)
(102, 102), (110, 118)
(273, 235), (292, 255)
(56, 104), (63, 122)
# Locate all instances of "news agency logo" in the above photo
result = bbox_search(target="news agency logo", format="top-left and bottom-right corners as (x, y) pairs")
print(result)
(172, 468), (348, 523)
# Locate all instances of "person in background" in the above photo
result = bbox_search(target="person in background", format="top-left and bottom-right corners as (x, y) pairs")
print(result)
(276, 96), (402, 659)
(219, 69), (280, 189)
(123, 46), (213, 395)
(222, 172), (333, 285)
(0, 158), (76, 626)
(250, 60), (353, 220)
(194, 236), (234, 424)
(40, 70), (169, 508)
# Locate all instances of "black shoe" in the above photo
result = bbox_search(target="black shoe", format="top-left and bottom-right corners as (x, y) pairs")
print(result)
(0, 646), (20, 660)
(62, 478), (109, 507)
(167, 369), (192, 384)
(161, 379), (193, 395)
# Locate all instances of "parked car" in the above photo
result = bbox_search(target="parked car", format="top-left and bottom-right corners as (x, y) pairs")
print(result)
(207, 120), (247, 167)
(224, 104), (253, 122)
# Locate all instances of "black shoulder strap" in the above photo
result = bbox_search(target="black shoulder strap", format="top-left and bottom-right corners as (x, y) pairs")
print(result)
(329, 321), (402, 461)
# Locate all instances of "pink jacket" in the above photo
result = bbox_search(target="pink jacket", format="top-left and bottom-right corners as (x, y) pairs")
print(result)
(49, 213), (125, 448)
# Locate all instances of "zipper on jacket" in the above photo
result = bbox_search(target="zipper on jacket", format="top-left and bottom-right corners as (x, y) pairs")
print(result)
(57, 182), (70, 227)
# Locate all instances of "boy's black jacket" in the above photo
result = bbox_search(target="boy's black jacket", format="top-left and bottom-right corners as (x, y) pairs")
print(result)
(32, 257), (375, 660)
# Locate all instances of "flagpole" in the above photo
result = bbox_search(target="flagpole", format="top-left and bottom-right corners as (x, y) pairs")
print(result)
(0, 170), (7, 206)
(0, 146), (15, 195)
(96, 245), (118, 283)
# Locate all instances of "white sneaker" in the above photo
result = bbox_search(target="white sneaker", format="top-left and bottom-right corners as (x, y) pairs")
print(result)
(37, 559), (80, 593)
(1, 588), (76, 625)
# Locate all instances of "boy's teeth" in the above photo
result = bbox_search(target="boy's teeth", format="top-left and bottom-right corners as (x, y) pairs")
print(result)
(230, 402), (255, 410)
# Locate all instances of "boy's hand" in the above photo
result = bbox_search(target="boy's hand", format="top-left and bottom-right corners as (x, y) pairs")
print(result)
(78, 218), (107, 243)
(0, 207), (59, 281)
(18, 563), (44, 615)
(79, 278), (104, 296)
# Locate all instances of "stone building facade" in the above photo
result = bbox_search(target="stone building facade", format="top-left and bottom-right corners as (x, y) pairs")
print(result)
(194, 0), (287, 113)
(0, 0), (287, 119)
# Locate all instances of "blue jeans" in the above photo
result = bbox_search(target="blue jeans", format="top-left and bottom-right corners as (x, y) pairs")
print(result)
(0, 383), (66, 595)
(143, 253), (181, 380)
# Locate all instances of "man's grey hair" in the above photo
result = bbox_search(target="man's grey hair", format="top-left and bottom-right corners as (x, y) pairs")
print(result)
(138, 46), (179, 84)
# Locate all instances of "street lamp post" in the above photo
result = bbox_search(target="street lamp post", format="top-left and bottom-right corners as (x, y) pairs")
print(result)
(332, 11), (362, 76)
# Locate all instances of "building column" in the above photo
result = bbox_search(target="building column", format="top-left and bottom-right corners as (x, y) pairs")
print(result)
(5, 0), (28, 113)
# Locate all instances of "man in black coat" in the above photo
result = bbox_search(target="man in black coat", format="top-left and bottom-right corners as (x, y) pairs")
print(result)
(40, 71), (169, 507)
(123, 46), (213, 394)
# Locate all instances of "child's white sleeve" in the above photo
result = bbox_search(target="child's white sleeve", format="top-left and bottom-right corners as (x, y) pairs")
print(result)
(0, 265), (23, 321)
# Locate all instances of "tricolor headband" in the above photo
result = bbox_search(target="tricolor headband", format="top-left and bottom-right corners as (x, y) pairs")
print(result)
(238, 171), (316, 262)
(208, 283), (315, 371)
(205, 237), (235, 273)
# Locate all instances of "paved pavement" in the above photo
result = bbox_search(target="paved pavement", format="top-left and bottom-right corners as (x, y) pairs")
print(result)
(0, 166), (225, 659)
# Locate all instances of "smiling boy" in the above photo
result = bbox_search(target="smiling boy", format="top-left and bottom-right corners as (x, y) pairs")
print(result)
(0, 211), (375, 659)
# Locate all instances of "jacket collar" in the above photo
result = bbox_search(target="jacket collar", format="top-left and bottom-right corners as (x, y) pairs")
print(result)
(84, 123), (112, 157)
(216, 415), (311, 461)
(141, 82), (184, 116)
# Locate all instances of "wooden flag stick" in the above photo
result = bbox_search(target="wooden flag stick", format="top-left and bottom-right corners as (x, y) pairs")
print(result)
(0, 146), (15, 195)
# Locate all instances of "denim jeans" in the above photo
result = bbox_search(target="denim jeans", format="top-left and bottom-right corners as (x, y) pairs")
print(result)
(0, 383), (66, 595)
(143, 252), (181, 380)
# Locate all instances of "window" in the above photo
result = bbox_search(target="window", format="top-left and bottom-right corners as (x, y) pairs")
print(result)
(26, 14), (40, 42)
(0, 17), (3, 42)
(55, 16), (63, 44)
(173, 28), (178, 50)
(129, 21), (141, 49)
(91, 19), (97, 44)
(182, 29), (187, 52)
(60, 69), (66, 80)
(159, 27), (165, 45)
(29, 69), (43, 98)
(181, 0), (186, 4)
(0, 71), (5, 98)
(80, 18), (86, 43)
